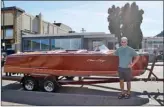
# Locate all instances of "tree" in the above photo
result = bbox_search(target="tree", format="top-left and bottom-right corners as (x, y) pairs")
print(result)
(156, 31), (163, 37)
(107, 5), (121, 46)
(107, 2), (144, 49)
(128, 2), (144, 49)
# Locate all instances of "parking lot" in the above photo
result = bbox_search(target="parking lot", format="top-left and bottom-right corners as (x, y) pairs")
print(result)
(1, 62), (164, 106)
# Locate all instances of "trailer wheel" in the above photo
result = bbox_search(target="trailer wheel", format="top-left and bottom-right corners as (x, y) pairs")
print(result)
(43, 79), (59, 92)
(23, 76), (38, 91)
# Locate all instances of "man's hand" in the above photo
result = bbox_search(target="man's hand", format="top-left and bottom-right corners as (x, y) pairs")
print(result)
(128, 64), (133, 68)
(106, 50), (115, 56)
(129, 56), (140, 68)
(107, 52), (114, 56)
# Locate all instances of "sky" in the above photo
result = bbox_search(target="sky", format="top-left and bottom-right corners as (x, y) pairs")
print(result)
(4, 1), (163, 37)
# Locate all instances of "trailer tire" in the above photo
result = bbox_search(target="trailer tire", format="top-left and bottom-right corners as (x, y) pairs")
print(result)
(42, 78), (59, 92)
(22, 76), (38, 91)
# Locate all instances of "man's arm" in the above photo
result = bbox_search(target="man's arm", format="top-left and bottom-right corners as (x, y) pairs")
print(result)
(107, 49), (119, 56)
(131, 56), (140, 67)
(107, 51), (114, 55)
(129, 48), (140, 67)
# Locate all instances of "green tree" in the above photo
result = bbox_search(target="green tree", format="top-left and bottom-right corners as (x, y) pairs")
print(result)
(107, 5), (121, 46)
(128, 2), (144, 49)
(107, 2), (144, 49)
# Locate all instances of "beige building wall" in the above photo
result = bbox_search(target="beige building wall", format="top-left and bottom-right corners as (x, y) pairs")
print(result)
(42, 21), (49, 34)
(21, 13), (40, 33)
(38, 13), (42, 34)
(15, 12), (39, 52)
(57, 27), (68, 34)
(22, 13), (31, 30)
(60, 24), (72, 32)
(1, 12), (14, 41)
(49, 24), (54, 34)
(1, 12), (14, 26)
(41, 21), (70, 35)
(31, 16), (39, 33)
(53, 26), (58, 34)
(2, 7), (73, 52)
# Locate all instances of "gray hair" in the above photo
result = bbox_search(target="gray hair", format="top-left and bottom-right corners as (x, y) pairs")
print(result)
(121, 37), (128, 41)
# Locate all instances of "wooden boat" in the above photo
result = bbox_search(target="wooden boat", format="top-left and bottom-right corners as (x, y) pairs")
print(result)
(4, 45), (149, 77)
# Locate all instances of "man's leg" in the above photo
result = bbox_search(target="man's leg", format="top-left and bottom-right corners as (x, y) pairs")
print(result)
(126, 69), (132, 94)
(118, 69), (125, 94)
(120, 79), (125, 94)
(127, 81), (131, 94)
(124, 69), (132, 98)
(118, 69), (126, 99)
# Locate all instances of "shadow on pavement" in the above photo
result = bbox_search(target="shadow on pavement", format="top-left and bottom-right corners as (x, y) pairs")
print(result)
(1, 82), (150, 106)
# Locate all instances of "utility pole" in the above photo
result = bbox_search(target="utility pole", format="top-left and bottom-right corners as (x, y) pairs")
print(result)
(2, 0), (5, 51)
(1, 0), (8, 76)
(81, 28), (86, 33)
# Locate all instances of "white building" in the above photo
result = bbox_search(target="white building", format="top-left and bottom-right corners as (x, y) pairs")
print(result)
(142, 37), (163, 53)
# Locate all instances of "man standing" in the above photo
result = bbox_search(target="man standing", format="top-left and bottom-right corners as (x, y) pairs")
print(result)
(109, 37), (140, 99)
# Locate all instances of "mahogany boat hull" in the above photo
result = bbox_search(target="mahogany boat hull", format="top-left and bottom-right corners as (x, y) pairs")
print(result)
(4, 52), (149, 77)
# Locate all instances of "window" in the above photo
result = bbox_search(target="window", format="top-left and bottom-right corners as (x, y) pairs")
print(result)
(148, 41), (152, 44)
(23, 39), (31, 51)
(51, 38), (81, 50)
(51, 39), (55, 49)
(51, 39), (61, 50)
(5, 29), (13, 37)
(92, 40), (103, 50)
(60, 39), (70, 49)
(6, 45), (12, 50)
(23, 39), (50, 51)
(108, 42), (114, 49)
(31, 39), (40, 51)
(40, 39), (49, 51)
(70, 38), (81, 50)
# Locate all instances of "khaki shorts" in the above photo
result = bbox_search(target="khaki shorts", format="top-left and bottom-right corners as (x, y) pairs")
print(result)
(118, 67), (132, 82)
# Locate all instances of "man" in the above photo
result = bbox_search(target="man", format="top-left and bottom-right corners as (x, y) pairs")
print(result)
(108, 37), (140, 99)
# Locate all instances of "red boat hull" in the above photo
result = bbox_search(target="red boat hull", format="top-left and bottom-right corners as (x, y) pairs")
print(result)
(4, 52), (149, 77)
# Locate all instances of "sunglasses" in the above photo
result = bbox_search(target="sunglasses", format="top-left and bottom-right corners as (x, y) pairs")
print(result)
(121, 41), (127, 43)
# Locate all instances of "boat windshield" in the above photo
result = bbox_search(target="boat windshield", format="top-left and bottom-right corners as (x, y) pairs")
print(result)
(94, 44), (110, 54)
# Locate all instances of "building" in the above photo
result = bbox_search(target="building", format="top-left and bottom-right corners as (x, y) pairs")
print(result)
(21, 32), (117, 52)
(1, 6), (72, 52)
(142, 37), (163, 53)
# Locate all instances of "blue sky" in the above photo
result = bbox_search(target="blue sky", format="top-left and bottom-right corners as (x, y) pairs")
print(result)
(5, 1), (163, 37)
